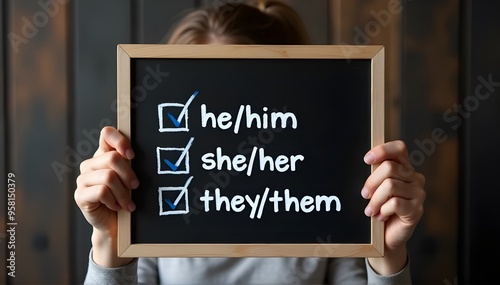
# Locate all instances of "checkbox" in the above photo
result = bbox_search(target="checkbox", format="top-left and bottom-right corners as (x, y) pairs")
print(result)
(156, 137), (194, 175)
(158, 91), (198, 132)
(158, 176), (193, 216)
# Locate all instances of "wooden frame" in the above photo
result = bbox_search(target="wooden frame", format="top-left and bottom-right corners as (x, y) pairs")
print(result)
(117, 44), (384, 258)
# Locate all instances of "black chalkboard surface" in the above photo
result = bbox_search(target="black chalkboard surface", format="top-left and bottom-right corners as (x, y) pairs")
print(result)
(117, 45), (385, 258)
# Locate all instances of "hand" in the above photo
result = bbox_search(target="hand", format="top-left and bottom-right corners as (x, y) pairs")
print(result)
(74, 126), (139, 267)
(362, 140), (426, 275)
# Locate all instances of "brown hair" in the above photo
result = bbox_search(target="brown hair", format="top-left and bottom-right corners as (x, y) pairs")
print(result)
(167, 0), (310, 45)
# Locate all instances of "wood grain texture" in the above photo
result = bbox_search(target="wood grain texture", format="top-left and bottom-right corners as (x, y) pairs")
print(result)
(117, 44), (132, 257)
(119, 44), (383, 59)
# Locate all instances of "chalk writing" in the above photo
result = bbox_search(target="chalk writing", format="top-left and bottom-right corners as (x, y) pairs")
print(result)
(155, 90), (341, 218)
(201, 146), (304, 176)
(201, 104), (298, 134)
(199, 188), (341, 219)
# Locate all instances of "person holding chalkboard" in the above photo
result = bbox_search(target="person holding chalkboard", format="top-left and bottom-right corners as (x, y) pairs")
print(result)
(75, 1), (426, 284)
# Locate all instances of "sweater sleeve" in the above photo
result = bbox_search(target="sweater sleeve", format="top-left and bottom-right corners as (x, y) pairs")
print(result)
(365, 257), (412, 285)
(83, 249), (138, 285)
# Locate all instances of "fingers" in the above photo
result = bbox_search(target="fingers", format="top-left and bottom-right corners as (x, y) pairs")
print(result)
(361, 140), (426, 220)
(75, 184), (122, 212)
(77, 169), (136, 212)
(363, 140), (412, 170)
(95, 126), (135, 159)
(80, 150), (139, 190)
(377, 195), (425, 223)
(364, 178), (425, 220)
(362, 160), (424, 199)
(76, 126), (139, 215)
(77, 149), (138, 213)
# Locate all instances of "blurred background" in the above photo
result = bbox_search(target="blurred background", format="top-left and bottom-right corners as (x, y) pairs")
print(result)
(1, 0), (499, 284)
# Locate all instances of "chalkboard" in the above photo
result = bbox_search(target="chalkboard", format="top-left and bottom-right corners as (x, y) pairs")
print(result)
(117, 45), (385, 258)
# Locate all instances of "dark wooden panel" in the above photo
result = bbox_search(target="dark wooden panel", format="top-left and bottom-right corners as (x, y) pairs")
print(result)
(401, 1), (459, 284)
(0, 1), (7, 282)
(286, 0), (329, 44)
(71, 0), (132, 283)
(461, 1), (500, 283)
(7, 0), (71, 284)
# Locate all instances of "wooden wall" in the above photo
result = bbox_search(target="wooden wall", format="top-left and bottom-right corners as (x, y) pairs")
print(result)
(0, 0), (6, 280)
(461, 1), (500, 283)
(401, 1), (460, 283)
(2, 0), (71, 284)
(2, 0), (497, 284)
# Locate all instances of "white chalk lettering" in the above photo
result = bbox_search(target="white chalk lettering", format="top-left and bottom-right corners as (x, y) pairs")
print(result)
(201, 104), (298, 134)
(200, 188), (341, 219)
(201, 147), (304, 176)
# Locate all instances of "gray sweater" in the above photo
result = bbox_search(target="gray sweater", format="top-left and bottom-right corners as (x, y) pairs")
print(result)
(84, 249), (412, 284)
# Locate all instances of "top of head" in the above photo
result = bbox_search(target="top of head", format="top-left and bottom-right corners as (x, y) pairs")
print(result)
(167, 0), (310, 45)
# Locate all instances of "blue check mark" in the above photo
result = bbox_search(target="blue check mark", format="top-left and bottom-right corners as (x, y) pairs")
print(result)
(163, 159), (178, 171)
(165, 199), (177, 209)
(167, 90), (198, 127)
(163, 137), (195, 171)
(167, 113), (182, 127)
(161, 176), (193, 214)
